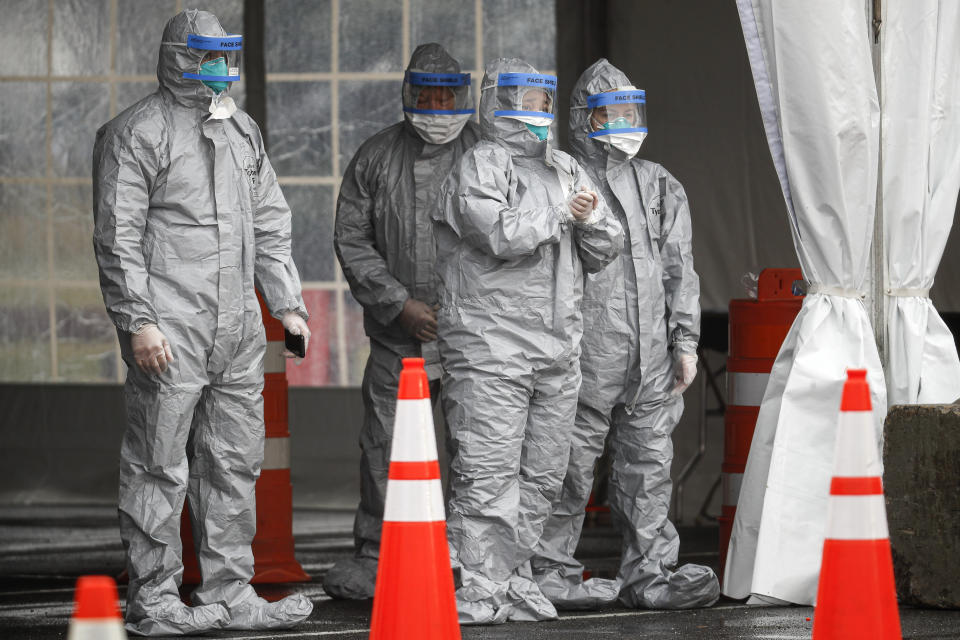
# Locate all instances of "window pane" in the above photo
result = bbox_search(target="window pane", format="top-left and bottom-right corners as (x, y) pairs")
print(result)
(267, 0), (332, 73)
(52, 82), (110, 178)
(267, 81), (332, 176)
(0, 0), (48, 76)
(338, 80), (400, 171)
(0, 285), (51, 382)
(55, 286), (118, 383)
(410, 0), (475, 71)
(53, 0), (110, 76)
(0, 83), (47, 177)
(483, 0), (557, 71)
(339, 0), (402, 73)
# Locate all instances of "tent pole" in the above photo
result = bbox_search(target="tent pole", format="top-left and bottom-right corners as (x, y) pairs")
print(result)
(870, 0), (888, 372)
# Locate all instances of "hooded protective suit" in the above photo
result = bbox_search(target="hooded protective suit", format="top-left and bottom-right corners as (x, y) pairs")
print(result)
(92, 10), (312, 635)
(530, 58), (718, 610)
(433, 58), (623, 624)
(326, 43), (481, 600)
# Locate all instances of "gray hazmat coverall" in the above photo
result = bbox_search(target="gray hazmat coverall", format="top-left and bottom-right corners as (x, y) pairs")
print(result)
(433, 57), (624, 624)
(92, 10), (312, 636)
(325, 43), (481, 600)
(531, 58), (719, 610)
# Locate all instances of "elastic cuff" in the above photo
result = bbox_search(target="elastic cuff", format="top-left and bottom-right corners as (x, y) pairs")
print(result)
(672, 339), (698, 354)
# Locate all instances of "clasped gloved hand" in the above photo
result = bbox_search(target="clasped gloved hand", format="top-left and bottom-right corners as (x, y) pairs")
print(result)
(398, 298), (439, 342)
(132, 324), (175, 375)
(671, 352), (698, 396)
(281, 311), (311, 360)
(568, 186), (599, 222)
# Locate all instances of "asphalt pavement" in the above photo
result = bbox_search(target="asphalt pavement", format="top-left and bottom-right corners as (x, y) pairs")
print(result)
(1, 506), (957, 639)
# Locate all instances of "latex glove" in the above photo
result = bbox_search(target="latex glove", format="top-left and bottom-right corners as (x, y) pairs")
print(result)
(281, 312), (311, 360)
(671, 352), (698, 396)
(397, 298), (439, 342)
(132, 324), (174, 375)
(568, 187), (599, 222)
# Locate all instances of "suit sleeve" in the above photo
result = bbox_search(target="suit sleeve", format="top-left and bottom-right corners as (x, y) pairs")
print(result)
(334, 148), (409, 326)
(92, 124), (161, 334)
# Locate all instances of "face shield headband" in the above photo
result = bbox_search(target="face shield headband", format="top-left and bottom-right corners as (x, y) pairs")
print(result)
(493, 72), (557, 121)
(402, 71), (475, 115)
(182, 34), (243, 84)
(586, 90), (647, 138)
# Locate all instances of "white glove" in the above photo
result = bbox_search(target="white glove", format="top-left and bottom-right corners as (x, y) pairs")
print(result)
(568, 187), (599, 222)
(131, 324), (174, 375)
(281, 311), (311, 360)
(670, 352), (698, 396)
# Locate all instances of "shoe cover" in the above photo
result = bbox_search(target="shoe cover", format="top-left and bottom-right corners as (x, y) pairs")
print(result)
(322, 556), (378, 600)
(538, 572), (620, 611)
(504, 573), (559, 622)
(454, 571), (512, 625)
(222, 592), (313, 630)
(621, 562), (720, 610)
(125, 598), (229, 636)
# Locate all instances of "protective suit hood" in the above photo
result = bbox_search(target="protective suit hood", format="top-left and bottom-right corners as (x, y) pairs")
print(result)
(479, 58), (552, 158)
(158, 9), (231, 109)
(569, 58), (636, 168)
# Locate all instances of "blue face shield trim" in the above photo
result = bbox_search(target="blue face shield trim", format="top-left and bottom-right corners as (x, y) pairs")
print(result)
(186, 34), (243, 51)
(403, 107), (475, 115)
(586, 89), (645, 109)
(496, 72), (557, 89)
(588, 126), (648, 138)
(525, 123), (550, 141)
(405, 71), (471, 87)
(493, 109), (555, 119)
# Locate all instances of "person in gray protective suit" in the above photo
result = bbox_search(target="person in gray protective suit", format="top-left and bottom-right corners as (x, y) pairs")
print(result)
(531, 58), (719, 611)
(325, 43), (481, 600)
(92, 10), (312, 636)
(433, 57), (623, 624)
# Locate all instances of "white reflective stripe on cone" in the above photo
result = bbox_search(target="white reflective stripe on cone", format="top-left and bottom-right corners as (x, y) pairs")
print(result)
(264, 340), (287, 374)
(722, 472), (743, 507)
(67, 619), (126, 640)
(727, 371), (769, 407)
(833, 412), (883, 477)
(825, 495), (890, 540)
(262, 436), (291, 470)
(390, 399), (439, 462)
(383, 479), (445, 522)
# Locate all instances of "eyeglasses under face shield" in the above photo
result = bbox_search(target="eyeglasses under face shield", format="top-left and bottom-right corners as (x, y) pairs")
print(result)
(586, 89), (647, 137)
(182, 33), (243, 87)
(402, 71), (475, 115)
(493, 72), (557, 125)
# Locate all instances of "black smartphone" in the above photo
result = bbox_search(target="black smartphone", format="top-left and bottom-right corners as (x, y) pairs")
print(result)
(284, 329), (306, 358)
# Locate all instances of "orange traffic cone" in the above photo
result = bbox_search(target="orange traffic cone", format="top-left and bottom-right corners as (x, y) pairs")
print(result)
(369, 357), (460, 640)
(812, 369), (902, 639)
(67, 575), (126, 640)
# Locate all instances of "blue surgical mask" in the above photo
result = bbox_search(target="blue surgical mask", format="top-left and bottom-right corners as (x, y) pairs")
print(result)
(600, 116), (633, 130)
(199, 57), (229, 93)
(525, 123), (549, 141)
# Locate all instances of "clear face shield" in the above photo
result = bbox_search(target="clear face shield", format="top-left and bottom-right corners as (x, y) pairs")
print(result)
(587, 89), (648, 157)
(494, 72), (557, 141)
(402, 71), (475, 144)
(182, 34), (242, 118)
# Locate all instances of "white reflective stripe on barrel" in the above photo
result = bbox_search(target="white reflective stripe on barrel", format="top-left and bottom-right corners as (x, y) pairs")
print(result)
(727, 371), (769, 407)
(825, 495), (889, 540)
(262, 436), (291, 470)
(722, 472), (743, 507)
(383, 479), (446, 522)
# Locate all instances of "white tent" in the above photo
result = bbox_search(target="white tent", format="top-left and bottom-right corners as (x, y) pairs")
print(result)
(724, 0), (960, 605)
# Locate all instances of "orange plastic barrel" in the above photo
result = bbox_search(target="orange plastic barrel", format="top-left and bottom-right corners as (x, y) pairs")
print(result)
(180, 294), (309, 585)
(718, 268), (803, 581)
